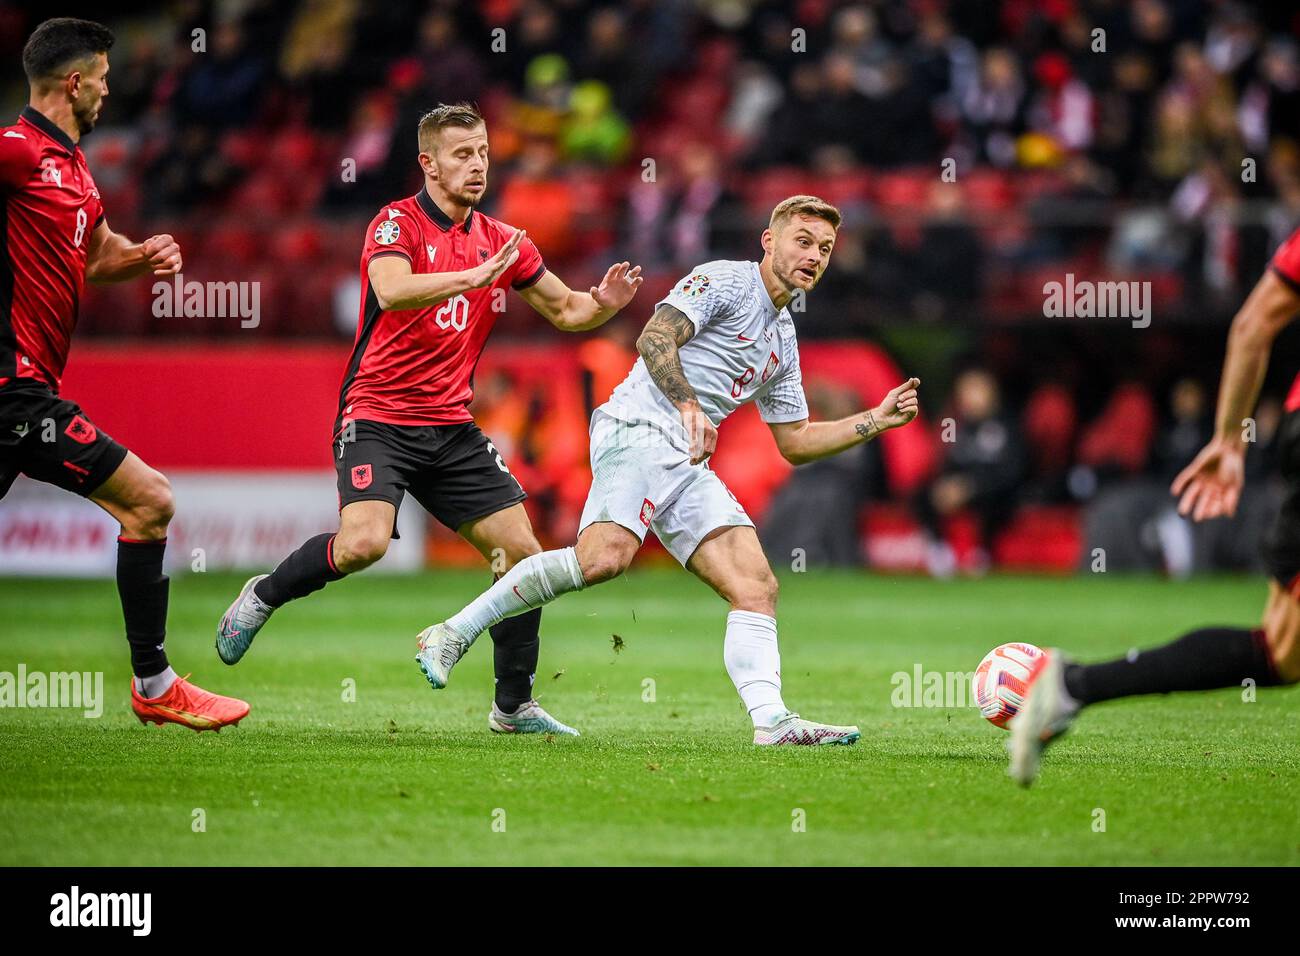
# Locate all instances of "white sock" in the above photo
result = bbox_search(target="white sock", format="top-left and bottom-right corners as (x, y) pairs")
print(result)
(724, 610), (788, 727)
(135, 666), (178, 699)
(448, 547), (586, 640)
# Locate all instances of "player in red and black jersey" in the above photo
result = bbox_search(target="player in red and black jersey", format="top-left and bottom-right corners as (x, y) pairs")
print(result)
(217, 103), (642, 735)
(0, 19), (248, 730)
(1009, 227), (1300, 785)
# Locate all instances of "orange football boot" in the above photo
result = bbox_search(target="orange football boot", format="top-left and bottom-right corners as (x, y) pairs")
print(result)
(131, 674), (250, 731)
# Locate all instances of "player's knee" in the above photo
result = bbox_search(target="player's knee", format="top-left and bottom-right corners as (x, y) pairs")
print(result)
(1264, 620), (1300, 683)
(126, 471), (174, 536)
(730, 570), (778, 615)
(581, 545), (633, 585)
(334, 528), (389, 572)
(495, 537), (543, 571)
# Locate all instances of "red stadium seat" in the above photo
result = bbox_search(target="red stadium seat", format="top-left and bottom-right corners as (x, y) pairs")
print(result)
(203, 222), (262, 268)
(873, 169), (931, 212)
(961, 169), (1016, 212)
(1076, 383), (1157, 473)
(742, 167), (818, 216)
(816, 170), (874, 209)
(1023, 383), (1077, 477)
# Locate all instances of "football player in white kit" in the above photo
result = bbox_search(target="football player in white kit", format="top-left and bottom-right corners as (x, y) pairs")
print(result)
(415, 196), (921, 744)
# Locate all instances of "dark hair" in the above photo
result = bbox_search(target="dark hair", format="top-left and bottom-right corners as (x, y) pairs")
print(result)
(22, 18), (115, 84)
(417, 102), (484, 151)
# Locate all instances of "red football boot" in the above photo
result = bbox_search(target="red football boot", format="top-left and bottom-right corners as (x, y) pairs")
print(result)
(131, 674), (250, 731)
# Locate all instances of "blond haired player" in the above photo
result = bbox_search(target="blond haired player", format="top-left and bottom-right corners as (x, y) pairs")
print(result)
(415, 196), (922, 745)
(216, 103), (642, 736)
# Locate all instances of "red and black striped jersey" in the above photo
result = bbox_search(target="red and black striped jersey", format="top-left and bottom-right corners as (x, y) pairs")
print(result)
(337, 188), (546, 429)
(0, 106), (105, 392)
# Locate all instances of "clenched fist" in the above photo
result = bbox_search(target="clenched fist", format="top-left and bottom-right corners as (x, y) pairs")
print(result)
(142, 234), (182, 276)
(872, 377), (921, 431)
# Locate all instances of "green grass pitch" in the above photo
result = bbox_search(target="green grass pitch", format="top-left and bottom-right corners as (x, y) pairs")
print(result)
(1, 568), (1297, 865)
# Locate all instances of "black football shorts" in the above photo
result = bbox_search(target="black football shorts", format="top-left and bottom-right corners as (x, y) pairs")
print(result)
(334, 419), (526, 537)
(0, 382), (129, 500)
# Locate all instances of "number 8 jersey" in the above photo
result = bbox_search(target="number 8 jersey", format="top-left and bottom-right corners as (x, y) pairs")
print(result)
(600, 259), (810, 438)
(339, 189), (546, 431)
(0, 107), (106, 393)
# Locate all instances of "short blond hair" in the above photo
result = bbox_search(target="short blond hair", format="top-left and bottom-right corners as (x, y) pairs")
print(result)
(769, 195), (842, 233)
(417, 102), (484, 153)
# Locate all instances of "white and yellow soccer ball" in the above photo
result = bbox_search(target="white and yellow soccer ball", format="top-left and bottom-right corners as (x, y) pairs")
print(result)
(973, 642), (1044, 729)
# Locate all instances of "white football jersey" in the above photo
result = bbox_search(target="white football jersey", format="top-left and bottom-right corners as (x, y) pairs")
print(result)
(600, 259), (809, 438)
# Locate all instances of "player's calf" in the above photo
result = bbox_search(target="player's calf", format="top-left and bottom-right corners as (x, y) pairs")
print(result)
(89, 453), (181, 695)
(688, 526), (779, 617)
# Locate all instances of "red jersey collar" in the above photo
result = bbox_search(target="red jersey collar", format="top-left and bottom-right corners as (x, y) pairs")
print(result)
(20, 106), (77, 156)
(416, 188), (473, 234)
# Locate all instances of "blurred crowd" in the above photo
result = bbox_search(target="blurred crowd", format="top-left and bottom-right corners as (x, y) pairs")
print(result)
(0, 0), (1296, 327)
(908, 365), (1282, 576)
(2, 0), (1298, 572)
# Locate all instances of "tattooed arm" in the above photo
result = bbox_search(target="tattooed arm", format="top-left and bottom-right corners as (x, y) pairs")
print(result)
(636, 304), (716, 464)
(768, 378), (921, 465)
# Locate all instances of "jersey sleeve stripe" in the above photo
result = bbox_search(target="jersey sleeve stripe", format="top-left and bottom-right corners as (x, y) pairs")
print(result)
(1271, 264), (1300, 295)
(512, 263), (547, 289)
(368, 249), (413, 264)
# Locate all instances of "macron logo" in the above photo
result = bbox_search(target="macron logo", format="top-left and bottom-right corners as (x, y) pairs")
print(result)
(3, 130), (26, 138)
(50, 886), (151, 936)
(387, 208), (405, 219)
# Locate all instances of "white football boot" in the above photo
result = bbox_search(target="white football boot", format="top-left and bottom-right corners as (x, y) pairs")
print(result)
(488, 699), (580, 736)
(753, 712), (860, 746)
(414, 622), (473, 690)
(1008, 649), (1080, 787)
(216, 574), (274, 665)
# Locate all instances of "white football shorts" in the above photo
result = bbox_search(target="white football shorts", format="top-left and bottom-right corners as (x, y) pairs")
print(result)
(578, 409), (754, 566)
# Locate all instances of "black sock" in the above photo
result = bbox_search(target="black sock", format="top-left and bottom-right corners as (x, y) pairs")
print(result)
(1064, 627), (1287, 705)
(254, 533), (345, 608)
(117, 537), (170, 679)
(490, 605), (541, 712)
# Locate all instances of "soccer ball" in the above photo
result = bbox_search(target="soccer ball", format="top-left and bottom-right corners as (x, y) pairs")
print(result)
(973, 642), (1044, 728)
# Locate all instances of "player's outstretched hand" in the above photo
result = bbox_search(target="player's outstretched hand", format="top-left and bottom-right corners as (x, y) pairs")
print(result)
(1171, 435), (1245, 521)
(873, 377), (921, 431)
(142, 234), (182, 276)
(469, 229), (525, 289)
(591, 261), (643, 312)
(681, 402), (717, 465)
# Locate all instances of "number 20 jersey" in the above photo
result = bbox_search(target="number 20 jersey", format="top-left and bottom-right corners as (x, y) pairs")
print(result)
(339, 188), (546, 431)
